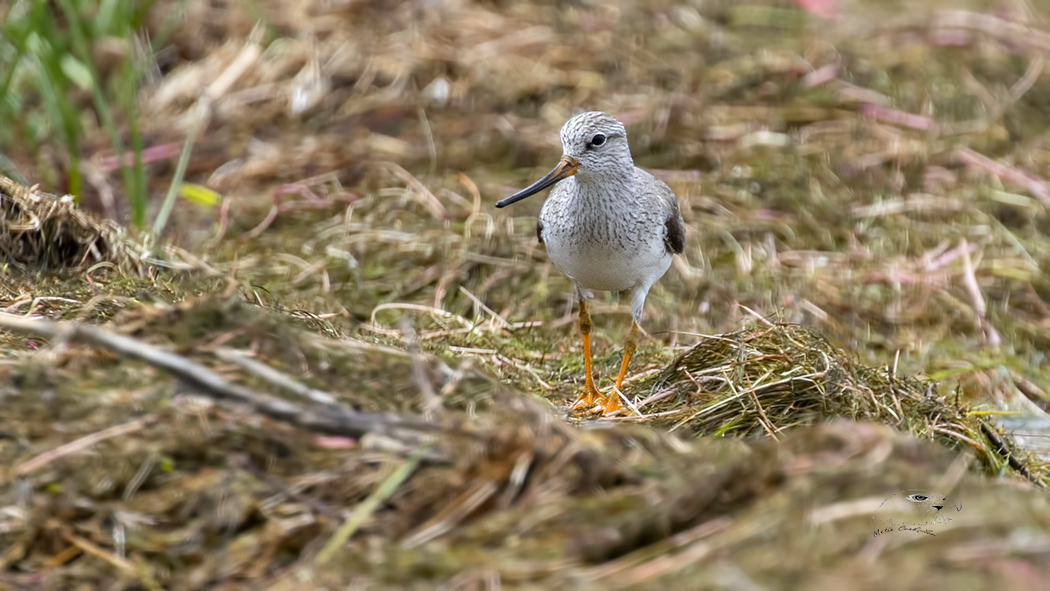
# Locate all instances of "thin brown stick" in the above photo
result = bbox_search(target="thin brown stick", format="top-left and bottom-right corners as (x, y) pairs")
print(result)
(213, 347), (337, 405)
(15, 416), (156, 476)
(956, 148), (1050, 207)
(933, 10), (1050, 55)
(399, 317), (445, 417)
(958, 238), (1001, 346)
(0, 312), (442, 444)
(980, 422), (1044, 487)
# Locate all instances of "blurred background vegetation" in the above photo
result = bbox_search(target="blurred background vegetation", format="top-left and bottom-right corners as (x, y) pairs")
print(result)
(4, 0), (1050, 412)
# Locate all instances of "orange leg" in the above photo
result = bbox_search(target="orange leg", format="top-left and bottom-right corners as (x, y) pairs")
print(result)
(570, 300), (602, 411)
(607, 322), (640, 413)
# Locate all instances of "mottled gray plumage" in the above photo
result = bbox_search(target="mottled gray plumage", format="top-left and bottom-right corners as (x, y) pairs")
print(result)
(535, 111), (686, 322)
(495, 111), (687, 415)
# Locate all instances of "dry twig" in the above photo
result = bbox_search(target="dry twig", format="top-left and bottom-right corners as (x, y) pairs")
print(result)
(0, 312), (441, 444)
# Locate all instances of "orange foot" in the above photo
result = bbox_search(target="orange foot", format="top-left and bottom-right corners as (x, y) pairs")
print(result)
(570, 383), (602, 413)
(570, 387), (625, 417)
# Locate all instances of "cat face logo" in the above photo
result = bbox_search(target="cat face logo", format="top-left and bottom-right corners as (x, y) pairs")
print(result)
(871, 489), (961, 535)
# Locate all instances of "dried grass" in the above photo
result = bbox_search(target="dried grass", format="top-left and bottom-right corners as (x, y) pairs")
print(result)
(0, 176), (115, 271)
(3, 0), (1050, 589)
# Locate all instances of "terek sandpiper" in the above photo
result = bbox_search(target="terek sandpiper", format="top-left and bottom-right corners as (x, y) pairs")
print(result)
(496, 111), (686, 415)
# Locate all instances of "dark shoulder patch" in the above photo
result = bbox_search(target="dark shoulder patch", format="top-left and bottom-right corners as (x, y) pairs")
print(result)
(664, 203), (686, 255)
(536, 219), (544, 245)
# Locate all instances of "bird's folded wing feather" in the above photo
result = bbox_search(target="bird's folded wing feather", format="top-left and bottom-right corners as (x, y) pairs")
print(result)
(658, 181), (686, 255)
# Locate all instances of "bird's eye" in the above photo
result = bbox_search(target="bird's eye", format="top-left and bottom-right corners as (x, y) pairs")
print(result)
(590, 133), (607, 147)
(908, 495), (929, 502)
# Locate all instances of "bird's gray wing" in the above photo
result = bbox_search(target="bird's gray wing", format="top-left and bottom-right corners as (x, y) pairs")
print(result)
(658, 181), (686, 255)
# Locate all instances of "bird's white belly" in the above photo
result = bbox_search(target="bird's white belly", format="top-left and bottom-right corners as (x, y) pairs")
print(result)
(544, 235), (670, 294)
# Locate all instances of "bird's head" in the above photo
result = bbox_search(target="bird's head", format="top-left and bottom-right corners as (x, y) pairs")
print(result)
(495, 111), (633, 208)
(558, 111), (633, 178)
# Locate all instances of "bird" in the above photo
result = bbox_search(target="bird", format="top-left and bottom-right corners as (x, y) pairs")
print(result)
(495, 111), (686, 415)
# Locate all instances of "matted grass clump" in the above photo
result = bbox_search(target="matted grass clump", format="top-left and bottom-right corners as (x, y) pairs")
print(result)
(0, 293), (1048, 590)
(643, 322), (1047, 484)
(0, 175), (116, 271)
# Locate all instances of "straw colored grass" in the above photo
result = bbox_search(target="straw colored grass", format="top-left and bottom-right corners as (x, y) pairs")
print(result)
(3, 0), (1050, 588)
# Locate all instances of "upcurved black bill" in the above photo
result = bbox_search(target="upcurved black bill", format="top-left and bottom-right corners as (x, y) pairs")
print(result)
(495, 157), (579, 208)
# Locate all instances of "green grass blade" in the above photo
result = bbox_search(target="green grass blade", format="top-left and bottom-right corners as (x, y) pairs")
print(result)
(55, 0), (145, 225)
(314, 446), (428, 566)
